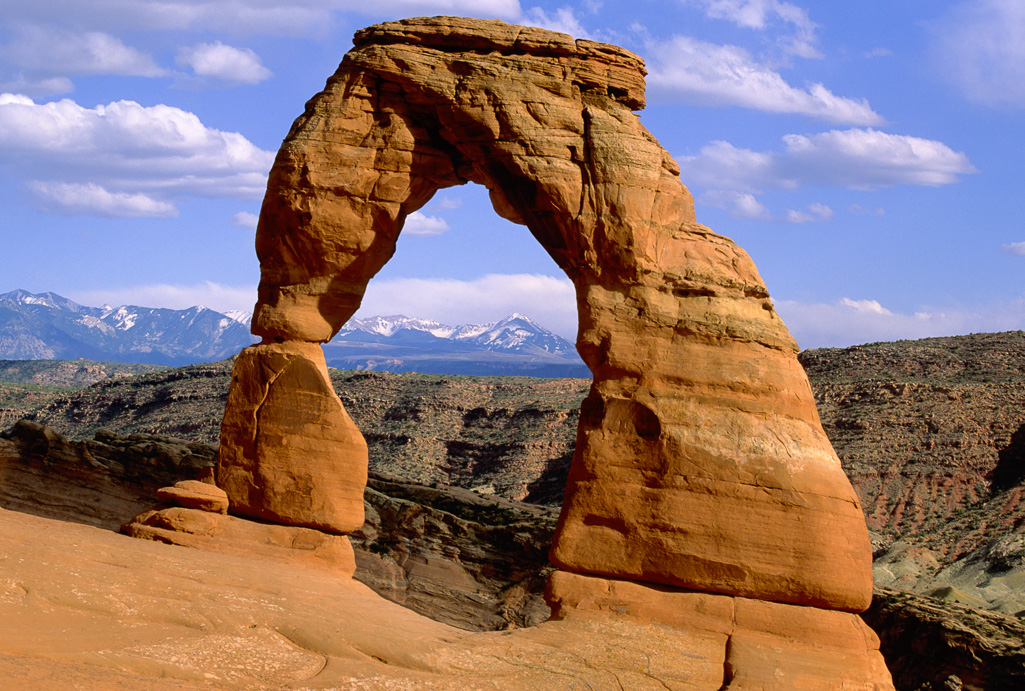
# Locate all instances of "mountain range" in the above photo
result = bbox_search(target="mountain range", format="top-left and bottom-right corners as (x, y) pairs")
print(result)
(0, 289), (254, 366)
(0, 290), (587, 376)
(324, 314), (588, 377)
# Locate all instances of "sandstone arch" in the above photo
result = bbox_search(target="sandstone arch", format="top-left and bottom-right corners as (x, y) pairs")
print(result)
(219, 15), (873, 619)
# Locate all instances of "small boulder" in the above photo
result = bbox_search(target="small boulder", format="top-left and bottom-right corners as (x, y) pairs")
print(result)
(155, 480), (229, 514)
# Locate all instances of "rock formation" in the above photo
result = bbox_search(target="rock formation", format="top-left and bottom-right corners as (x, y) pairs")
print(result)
(217, 16), (890, 687)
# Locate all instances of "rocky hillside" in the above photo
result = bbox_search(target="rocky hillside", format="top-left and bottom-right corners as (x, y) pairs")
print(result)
(800, 331), (1025, 539)
(14, 362), (587, 504)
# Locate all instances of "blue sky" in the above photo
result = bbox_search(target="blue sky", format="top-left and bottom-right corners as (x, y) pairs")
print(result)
(0, 0), (1022, 348)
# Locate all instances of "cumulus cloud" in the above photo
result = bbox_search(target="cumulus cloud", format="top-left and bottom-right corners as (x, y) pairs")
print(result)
(645, 36), (882, 124)
(69, 281), (258, 315)
(403, 211), (450, 237)
(232, 211), (260, 229)
(685, 0), (821, 58)
(176, 42), (272, 85)
(0, 26), (165, 78)
(0, 94), (274, 216)
(1001, 242), (1025, 256)
(776, 296), (1025, 349)
(29, 182), (178, 217)
(682, 129), (976, 195)
(355, 273), (578, 339)
(929, 0), (1025, 109)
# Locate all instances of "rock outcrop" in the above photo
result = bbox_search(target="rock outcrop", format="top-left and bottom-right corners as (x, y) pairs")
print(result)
(123, 481), (357, 578)
(216, 15), (888, 687)
(218, 341), (367, 533)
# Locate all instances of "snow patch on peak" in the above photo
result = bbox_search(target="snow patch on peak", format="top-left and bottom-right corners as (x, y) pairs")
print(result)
(223, 310), (252, 326)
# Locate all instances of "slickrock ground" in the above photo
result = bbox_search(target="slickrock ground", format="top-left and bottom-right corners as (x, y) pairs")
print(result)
(2, 430), (891, 690)
(2, 505), (745, 690)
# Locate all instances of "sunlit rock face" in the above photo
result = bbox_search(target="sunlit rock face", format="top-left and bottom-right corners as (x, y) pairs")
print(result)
(218, 16), (890, 688)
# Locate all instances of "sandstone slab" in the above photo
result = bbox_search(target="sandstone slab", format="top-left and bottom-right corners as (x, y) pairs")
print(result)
(122, 505), (356, 577)
(155, 480), (228, 514)
(217, 341), (367, 533)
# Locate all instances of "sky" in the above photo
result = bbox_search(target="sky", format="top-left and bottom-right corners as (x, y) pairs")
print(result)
(0, 0), (1023, 349)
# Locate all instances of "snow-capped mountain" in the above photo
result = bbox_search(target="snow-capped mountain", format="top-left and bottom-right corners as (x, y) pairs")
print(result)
(0, 290), (256, 365)
(336, 313), (576, 356)
(326, 313), (587, 377)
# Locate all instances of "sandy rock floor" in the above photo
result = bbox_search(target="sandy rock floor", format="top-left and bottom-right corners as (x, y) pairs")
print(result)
(0, 507), (724, 690)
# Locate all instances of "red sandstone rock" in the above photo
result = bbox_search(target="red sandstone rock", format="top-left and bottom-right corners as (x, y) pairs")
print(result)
(230, 15), (872, 613)
(546, 570), (893, 690)
(217, 341), (367, 533)
(156, 480), (228, 514)
(122, 506), (356, 577)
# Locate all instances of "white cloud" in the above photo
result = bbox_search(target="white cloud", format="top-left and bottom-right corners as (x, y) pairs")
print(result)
(700, 188), (831, 223)
(838, 297), (892, 316)
(403, 211), (450, 237)
(785, 202), (833, 223)
(776, 296), (1025, 349)
(1002, 242), (1025, 256)
(232, 211), (260, 229)
(682, 129), (976, 195)
(0, 26), (165, 78)
(69, 281), (258, 315)
(0, 94), (274, 215)
(686, 0), (821, 58)
(355, 273), (578, 339)
(432, 195), (463, 211)
(681, 140), (777, 192)
(523, 6), (592, 38)
(780, 129), (977, 188)
(0, 76), (73, 98)
(176, 42), (272, 85)
(930, 0), (1025, 109)
(699, 190), (771, 220)
(29, 182), (178, 218)
(645, 36), (882, 125)
(850, 203), (885, 216)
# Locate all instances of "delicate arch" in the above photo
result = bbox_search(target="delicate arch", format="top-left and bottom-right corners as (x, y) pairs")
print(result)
(219, 16), (873, 613)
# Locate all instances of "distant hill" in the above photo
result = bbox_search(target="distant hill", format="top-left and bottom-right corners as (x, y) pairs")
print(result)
(324, 313), (588, 377)
(0, 289), (254, 366)
(0, 359), (167, 387)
